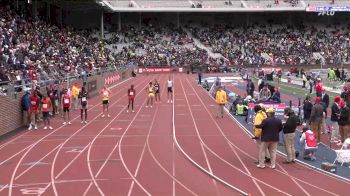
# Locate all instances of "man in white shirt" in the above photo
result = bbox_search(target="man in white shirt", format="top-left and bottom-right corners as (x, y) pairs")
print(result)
(167, 77), (173, 103)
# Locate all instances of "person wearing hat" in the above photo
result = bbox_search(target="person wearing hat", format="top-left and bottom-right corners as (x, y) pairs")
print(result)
(300, 126), (318, 160)
(215, 86), (227, 118)
(338, 101), (350, 146)
(330, 96), (341, 143)
(252, 104), (271, 163)
(309, 97), (324, 143)
(255, 107), (283, 169)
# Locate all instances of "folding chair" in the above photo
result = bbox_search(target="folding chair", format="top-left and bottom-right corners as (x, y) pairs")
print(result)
(333, 138), (350, 166)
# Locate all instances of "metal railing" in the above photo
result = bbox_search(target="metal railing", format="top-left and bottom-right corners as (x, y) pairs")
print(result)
(0, 66), (129, 99)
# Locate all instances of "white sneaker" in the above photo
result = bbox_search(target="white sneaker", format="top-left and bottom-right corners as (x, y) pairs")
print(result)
(146, 105), (148, 108)
(150, 105), (152, 108)
(132, 110), (134, 113)
(81, 121), (84, 124)
(171, 100), (173, 103)
(107, 114), (111, 118)
(43, 126), (47, 130)
(84, 121), (88, 124)
(28, 125), (32, 130)
(63, 122), (67, 125)
(167, 100), (169, 103)
(34, 125), (38, 130)
(127, 110), (129, 113)
(102, 114), (105, 118)
(49, 126), (53, 130)
(68, 122), (72, 125)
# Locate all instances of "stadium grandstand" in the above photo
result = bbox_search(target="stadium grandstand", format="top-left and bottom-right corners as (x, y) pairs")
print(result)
(1, 0), (350, 195)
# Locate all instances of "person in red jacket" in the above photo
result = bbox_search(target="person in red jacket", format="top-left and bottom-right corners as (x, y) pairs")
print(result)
(315, 78), (323, 97)
(28, 90), (40, 130)
(61, 89), (71, 125)
(127, 85), (136, 113)
(41, 94), (53, 130)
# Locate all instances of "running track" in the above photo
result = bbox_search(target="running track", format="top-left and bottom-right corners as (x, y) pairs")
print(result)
(0, 74), (348, 196)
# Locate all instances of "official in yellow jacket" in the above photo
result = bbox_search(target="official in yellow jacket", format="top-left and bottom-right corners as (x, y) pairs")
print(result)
(215, 87), (227, 118)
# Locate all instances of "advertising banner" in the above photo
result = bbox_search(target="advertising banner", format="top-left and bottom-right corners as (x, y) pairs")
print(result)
(138, 67), (172, 73)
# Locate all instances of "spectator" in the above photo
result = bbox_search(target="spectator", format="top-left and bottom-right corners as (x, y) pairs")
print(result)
(300, 126), (318, 161)
(255, 107), (283, 169)
(282, 107), (299, 164)
(215, 86), (227, 118)
(246, 79), (255, 97)
(309, 97), (324, 143)
(270, 86), (281, 103)
(338, 101), (350, 146)
(303, 96), (313, 123)
(330, 96), (341, 143)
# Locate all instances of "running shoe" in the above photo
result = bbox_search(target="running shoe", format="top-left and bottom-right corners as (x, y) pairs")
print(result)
(171, 100), (173, 103)
(107, 114), (111, 117)
(256, 164), (265, 169)
(49, 126), (53, 130)
(34, 125), (38, 130)
(146, 105), (148, 108)
(270, 165), (276, 169)
(102, 114), (105, 118)
(43, 126), (47, 130)
(28, 125), (32, 131)
(132, 110), (134, 113)
(84, 121), (88, 124)
(63, 122), (67, 125)
(81, 121), (84, 124)
(150, 106), (152, 108)
(68, 122), (72, 125)
(167, 100), (169, 103)
(127, 110), (129, 113)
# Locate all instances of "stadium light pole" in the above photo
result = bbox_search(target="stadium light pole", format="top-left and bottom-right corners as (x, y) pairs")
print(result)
(118, 12), (121, 31)
(101, 9), (104, 40)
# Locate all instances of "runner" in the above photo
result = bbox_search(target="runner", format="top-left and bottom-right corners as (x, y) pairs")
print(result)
(127, 85), (136, 113)
(100, 86), (111, 117)
(146, 82), (155, 108)
(154, 79), (161, 102)
(41, 94), (53, 130)
(62, 89), (72, 125)
(167, 77), (173, 103)
(79, 86), (89, 123)
(28, 90), (40, 130)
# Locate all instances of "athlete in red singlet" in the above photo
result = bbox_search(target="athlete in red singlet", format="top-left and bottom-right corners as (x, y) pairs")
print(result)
(62, 89), (71, 125)
(28, 90), (40, 130)
(127, 85), (136, 113)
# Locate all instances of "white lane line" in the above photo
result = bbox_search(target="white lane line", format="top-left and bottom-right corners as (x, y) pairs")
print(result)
(172, 78), (248, 196)
(184, 78), (265, 196)
(0, 77), (133, 154)
(47, 76), (152, 196)
(125, 75), (169, 196)
(84, 76), (156, 195)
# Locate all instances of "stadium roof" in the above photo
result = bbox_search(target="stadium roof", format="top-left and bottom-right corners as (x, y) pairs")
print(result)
(99, 0), (350, 12)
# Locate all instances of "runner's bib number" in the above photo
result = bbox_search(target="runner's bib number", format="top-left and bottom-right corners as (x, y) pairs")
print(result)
(82, 97), (87, 102)
(64, 99), (70, 104)
(103, 92), (108, 96)
(31, 101), (36, 105)
(42, 104), (48, 109)
(129, 92), (134, 96)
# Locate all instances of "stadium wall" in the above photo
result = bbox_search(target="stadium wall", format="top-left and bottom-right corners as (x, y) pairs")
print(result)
(0, 69), (132, 138)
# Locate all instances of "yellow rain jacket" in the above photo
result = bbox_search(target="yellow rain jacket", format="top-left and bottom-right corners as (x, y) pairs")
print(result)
(215, 90), (227, 105)
(253, 110), (267, 137)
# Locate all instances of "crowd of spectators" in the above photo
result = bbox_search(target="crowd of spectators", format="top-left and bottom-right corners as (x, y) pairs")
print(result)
(0, 4), (117, 92)
(105, 25), (211, 67)
(188, 23), (350, 66)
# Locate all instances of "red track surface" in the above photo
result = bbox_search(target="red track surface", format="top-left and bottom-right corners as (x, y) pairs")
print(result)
(0, 74), (349, 196)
